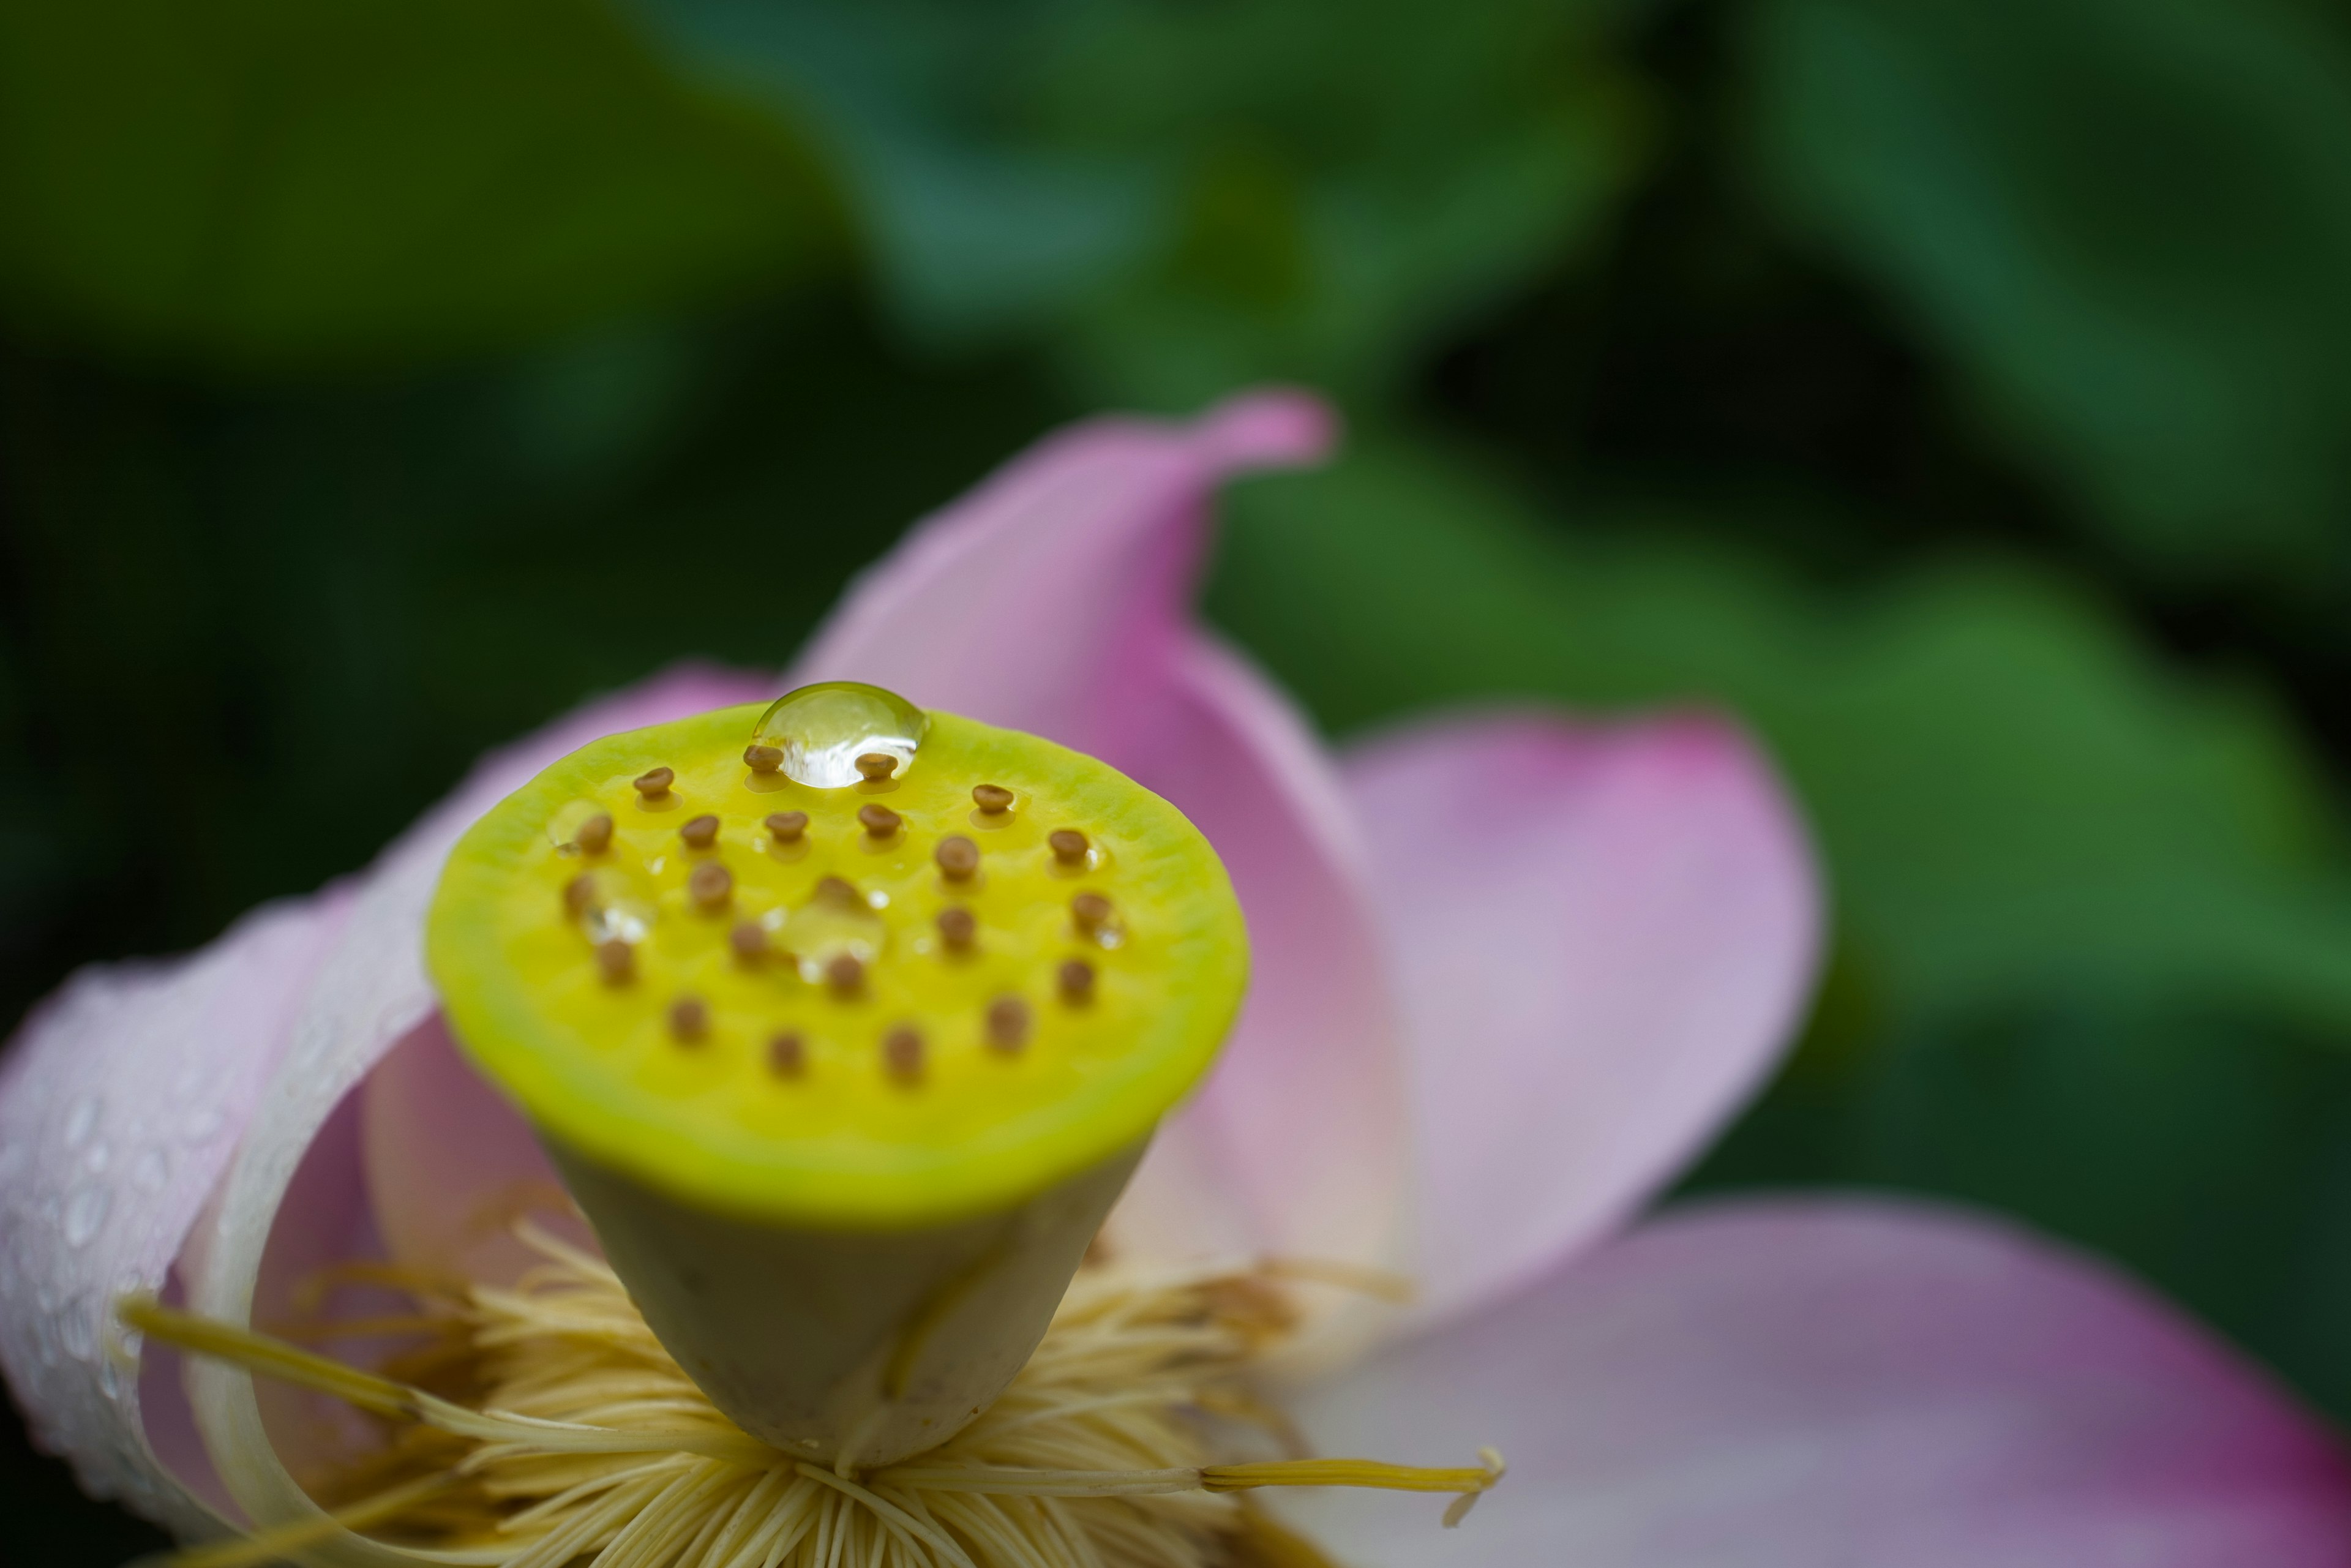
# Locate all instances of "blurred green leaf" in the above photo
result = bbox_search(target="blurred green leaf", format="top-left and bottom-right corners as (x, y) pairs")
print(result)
(636, 0), (1649, 406)
(1213, 440), (2351, 1031)
(0, 0), (843, 369)
(1743, 0), (2351, 580)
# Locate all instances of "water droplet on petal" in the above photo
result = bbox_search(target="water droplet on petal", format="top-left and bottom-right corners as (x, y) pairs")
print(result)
(63, 1187), (108, 1249)
(752, 682), (928, 789)
(63, 1096), (99, 1150)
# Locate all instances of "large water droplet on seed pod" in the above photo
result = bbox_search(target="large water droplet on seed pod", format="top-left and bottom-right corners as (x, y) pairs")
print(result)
(752, 682), (928, 789)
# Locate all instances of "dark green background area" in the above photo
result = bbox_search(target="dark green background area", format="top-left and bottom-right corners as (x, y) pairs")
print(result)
(6, 0), (2351, 1559)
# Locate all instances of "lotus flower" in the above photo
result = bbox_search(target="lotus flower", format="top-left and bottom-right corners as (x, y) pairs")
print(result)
(3, 392), (2347, 1566)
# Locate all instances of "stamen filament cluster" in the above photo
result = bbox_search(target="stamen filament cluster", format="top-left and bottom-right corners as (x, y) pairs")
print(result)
(124, 1227), (1498, 1568)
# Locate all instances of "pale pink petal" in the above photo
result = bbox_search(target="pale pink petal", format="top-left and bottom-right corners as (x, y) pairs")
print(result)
(1101, 636), (1406, 1277)
(1341, 710), (1820, 1321)
(1279, 1196), (2351, 1567)
(791, 392), (1409, 1280)
(791, 388), (1335, 756)
(0, 893), (351, 1534)
(360, 1015), (571, 1288)
(0, 662), (771, 1536)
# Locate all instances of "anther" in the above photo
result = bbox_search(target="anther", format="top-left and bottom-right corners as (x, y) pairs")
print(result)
(767, 1031), (806, 1078)
(689, 861), (733, 912)
(575, 812), (614, 854)
(883, 1024), (925, 1083)
(972, 784), (1014, 816)
(814, 875), (861, 908)
(562, 872), (597, 915)
(936, 906), (977, 952)
(855, 752), (898, 782)
(858, 803), (901, 839)
(680, 814), (719, 849)
(743, 744), (783, 775)
(826, 953), (866, 996)
(1071, 891), (1114, 937)
(633, 767), (675, 798)
(1058, 958), (1097, 1004)
(668, 997), (710, 1045)
(729, 921), (767, 962)
(1049, 828), (1090, 866)
(765, 811), (808, 844)
(986, 996), (1031, 1053)
(594, 940), (635, 986)
(936, 835), (979, 881)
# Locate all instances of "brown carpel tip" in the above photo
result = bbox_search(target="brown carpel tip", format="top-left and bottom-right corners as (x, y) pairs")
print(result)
(729, 920), (767, 962)
(825, 953), (866, 996)
(667, 996), (710, 1045)
(767, 1031), (806, 1078)
(936, 906), (977, 952)
(689, 860), (733, 912)
(679, 814), (720, 849)
(1048, 828), (1090, 866)
(855, 752), (899, 782)
(935, 835), (980, 881)
(633, 767), (675, 798)
(986, 996), (1031, 1053)
(858, 803), (902, 839)
(594, 940), (636, 986)
(883, 1024), (925, 1083)
(563, 872), (598, 916)
(744, 744), (784, 775)
(1057, 958), (1097, 1004)
(765, 810), (809, 844)
(1071, 891), (1114, 936)
(575, 812), (615, 854)
(814, 875), (861, 909)
(972, 784), (1014, 815)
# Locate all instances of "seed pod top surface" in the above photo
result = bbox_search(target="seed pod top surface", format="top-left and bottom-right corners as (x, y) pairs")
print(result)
(426, 686), (1248, 1229)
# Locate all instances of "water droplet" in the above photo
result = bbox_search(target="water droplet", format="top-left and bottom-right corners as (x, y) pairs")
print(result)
(182, 1106), (224, 1142)
(546, 800), (614, 852)
(564, 868), (657, 946)
(132, 1150), (169, 1193)
(752, 682), (929, 789)
(784, 893), (886, 977)
(584, 897), (657, 948)
(62, 1096), (99, 1150)
(63, 1187), (108, 1249)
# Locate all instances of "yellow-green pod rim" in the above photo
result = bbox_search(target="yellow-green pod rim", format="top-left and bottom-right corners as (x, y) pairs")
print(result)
(426, 700), (1248, 1229)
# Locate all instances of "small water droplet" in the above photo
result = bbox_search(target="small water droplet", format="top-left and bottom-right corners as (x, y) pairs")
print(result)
(585, 898), (656, 948)
(182, 1106), (224, 1142)
(63, 1187), (108, 1249)
(752, 682), (929, 789)
(63, 1096), (99, 1150)
(546, 799), (614, 852)
(83, 1141), (109, 1176)
(132, 1150), (169, 1193)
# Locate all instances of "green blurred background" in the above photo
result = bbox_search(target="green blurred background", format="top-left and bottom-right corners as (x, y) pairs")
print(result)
(7, 0), (2351, 1557)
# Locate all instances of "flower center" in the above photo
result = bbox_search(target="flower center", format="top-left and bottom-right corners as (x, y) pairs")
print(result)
(124, 1226), (1502, 1568)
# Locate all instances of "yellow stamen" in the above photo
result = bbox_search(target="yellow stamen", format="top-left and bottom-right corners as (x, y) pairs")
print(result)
(124, 1230), (1498, 1568)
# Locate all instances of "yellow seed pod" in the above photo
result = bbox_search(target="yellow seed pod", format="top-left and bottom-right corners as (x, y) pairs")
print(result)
(426, 683), (1248, 1463)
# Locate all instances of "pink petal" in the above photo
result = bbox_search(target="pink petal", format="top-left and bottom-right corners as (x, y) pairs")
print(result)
(1279, 1196), (2351, 1567)
(0, 661), (773, 1534)
(0, 893), (350, 1534)
(792, 388), (1336, 755)
(791, 392), (1409, 1277)
(360, 1015), (571, 1288)
(1100, 636), (1408, 1275)
(1341, 710), (1821, 1322)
